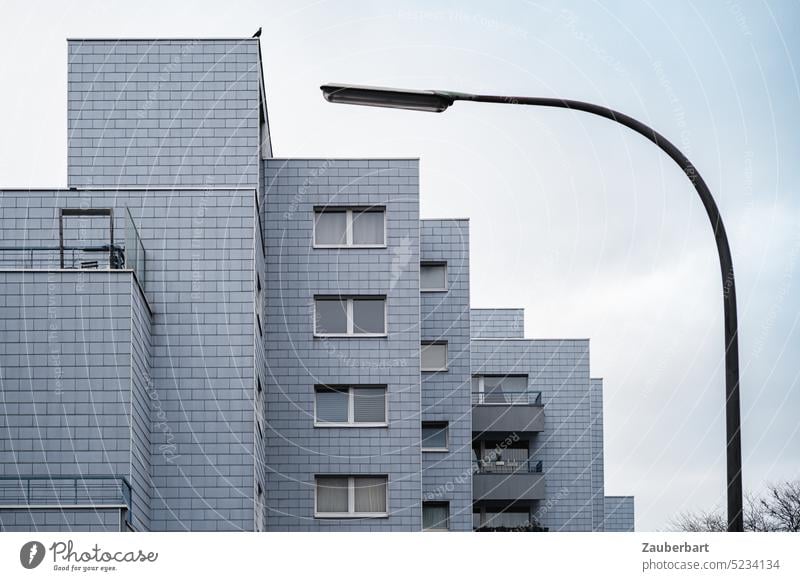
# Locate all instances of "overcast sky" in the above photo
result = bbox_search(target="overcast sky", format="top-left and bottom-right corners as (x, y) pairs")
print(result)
(0, 0), (798, 531)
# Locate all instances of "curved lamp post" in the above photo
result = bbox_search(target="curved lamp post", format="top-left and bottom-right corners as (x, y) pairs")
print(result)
(320, 83), (744, 532)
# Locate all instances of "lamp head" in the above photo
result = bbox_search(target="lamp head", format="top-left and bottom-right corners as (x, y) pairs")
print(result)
(320, 84), (459, 112)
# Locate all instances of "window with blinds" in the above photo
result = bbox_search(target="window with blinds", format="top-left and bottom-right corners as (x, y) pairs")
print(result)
(314, 296), (386, 336)
(315, 386), (387, 426)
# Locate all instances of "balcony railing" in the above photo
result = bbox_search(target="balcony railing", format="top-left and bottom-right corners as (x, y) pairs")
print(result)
(471, 391), (542, 406)
(124, 207), (146, 286)
(0, 475), (132, 515)
(0, 207), (146, 292)
(0, 245), (125, 270)
(473, 459), (543, 474)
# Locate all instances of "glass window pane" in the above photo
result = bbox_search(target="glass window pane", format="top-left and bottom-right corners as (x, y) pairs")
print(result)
(352, 299), (385, 334)
(353, 477), (387, 513)
(423, 503), (449, 530)
(314, 211), (347, 245)
(352, 210), (384, 245)
(315, 298), (347, 334)
(352, 388), (386, 423)
(421, 343), (447, 371)
(316, 477), (349, 513)
(422, 423), (447, 449)
(315, 388), (349, 423)
(483, 375), (507, 403)
(504, 376), (528, 391)
(420, 264), (446, 290)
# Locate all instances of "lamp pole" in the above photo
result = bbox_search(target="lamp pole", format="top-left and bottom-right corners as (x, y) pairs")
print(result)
(320, 84), (744, 532)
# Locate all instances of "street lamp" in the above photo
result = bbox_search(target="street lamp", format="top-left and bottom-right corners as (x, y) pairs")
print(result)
(320, 83), (744, 532)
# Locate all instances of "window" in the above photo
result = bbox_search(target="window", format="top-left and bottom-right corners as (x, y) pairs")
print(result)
(421, 422), (448, 451)
(314, 207), (386, 247)
(314, 386), (387, 426)
(314, 296), (387, 336)
(420, 262), (447, 291)
(421, 342), (448, 371)
(256, 273), (263, 337)
(472, 375), (538, 405)
(315, 476), (388, 517)
(423, 502), (450, 530)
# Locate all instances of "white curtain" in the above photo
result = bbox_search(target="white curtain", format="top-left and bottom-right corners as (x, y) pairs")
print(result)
(316, 477), (348, 513)
(315, 211), (346, 245)
(352, 210), (384, 245)
(423, 504), (449, 530)
(353, 477), (386, 513)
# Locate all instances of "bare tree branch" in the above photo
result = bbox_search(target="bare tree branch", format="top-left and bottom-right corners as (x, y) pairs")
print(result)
(669, 479), (800, 532)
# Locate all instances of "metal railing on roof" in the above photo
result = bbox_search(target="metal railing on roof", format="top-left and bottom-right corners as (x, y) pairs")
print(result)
(0, 245), (125, 270)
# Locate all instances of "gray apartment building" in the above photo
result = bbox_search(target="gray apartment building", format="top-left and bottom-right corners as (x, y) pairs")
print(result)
(0, 37), (633, 532)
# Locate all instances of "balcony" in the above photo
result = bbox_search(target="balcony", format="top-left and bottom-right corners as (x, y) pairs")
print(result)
(0, 475), (133, 525)
(472, 459), (546, 502)
(0, 207), (146, 291)
(472, 390), (545, 434)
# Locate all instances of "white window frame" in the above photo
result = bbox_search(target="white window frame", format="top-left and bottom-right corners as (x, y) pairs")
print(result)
(314, 296), (388, 337)
(313, 385), (388, 427)
(421, 341), (448, 372)
(314, 475), (389, 518)
(313, 207), (387, 249)
(421, 421), (449, 452)
(420, 261), (448, 292)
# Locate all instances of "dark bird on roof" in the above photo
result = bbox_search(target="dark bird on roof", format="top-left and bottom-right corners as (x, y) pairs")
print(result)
(252, 27), (262, 38)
